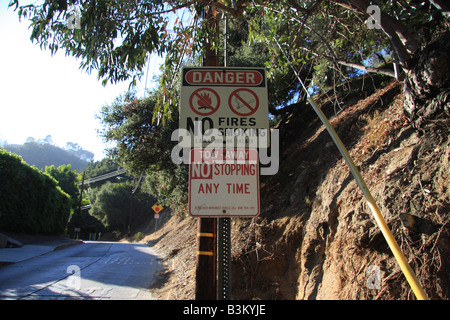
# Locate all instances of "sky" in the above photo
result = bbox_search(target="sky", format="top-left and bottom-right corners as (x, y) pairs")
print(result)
(0, 3), (163, 161)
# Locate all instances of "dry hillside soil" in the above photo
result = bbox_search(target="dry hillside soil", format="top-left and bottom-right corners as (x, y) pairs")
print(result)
(143, 77), (449, 300)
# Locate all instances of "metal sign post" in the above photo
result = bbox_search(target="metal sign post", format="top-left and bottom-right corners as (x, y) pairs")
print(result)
(152, 202), (163, 232)
(218, 15), (231, 300)
(217, 217), (231, 300)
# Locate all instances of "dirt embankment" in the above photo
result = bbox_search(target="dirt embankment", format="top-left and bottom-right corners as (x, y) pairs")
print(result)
(144, 78), (449, 300)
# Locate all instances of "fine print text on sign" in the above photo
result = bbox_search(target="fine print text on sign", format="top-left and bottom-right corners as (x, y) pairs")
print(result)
(189, 148), (260, 217)
(180, 67), (269, 148)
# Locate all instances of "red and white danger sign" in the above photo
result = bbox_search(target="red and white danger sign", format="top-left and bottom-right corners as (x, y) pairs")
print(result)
(189, 148), (260, 217)
(180, 67), (269, 147)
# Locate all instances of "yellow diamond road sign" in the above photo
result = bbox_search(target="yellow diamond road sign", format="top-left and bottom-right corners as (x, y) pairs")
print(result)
(152, 203), (163, 213)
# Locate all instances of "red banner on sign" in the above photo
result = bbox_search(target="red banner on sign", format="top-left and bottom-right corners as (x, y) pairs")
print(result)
(185, 69), (263, 86)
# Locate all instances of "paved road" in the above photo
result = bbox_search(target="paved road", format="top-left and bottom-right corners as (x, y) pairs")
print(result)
(0, 241), (161, 300)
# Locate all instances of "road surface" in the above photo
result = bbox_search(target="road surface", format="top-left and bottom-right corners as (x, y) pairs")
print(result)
(0, 241), (161, 300)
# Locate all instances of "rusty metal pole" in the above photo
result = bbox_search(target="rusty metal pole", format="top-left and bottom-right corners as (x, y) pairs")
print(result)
(217, 14), (231, 301)
(195, 5), (219, 300)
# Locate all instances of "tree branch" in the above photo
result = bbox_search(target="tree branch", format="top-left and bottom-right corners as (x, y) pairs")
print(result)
(297, 46), (396, 78)
(429, 0), (450, 20)
(335, 60), (396, 78)
(287, 0), (325, 15)
(148, 2), (196, 16)
(196, 0), (242, 17)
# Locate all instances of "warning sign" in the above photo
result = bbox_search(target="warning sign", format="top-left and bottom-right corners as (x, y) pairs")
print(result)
(189, 88), (220, 116)
(189, 148), (260, 217)
(180, 67), (269, 148)
(152, 203), (163, 213)
(228, 88), (259, 116)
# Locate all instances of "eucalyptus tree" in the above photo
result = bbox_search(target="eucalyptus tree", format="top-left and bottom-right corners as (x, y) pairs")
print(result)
(10, 0), (448, 126)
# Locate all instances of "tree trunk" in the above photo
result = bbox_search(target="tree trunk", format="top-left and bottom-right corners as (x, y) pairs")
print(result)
(403, 32), (450, 128)
(335, 0), (449, 129)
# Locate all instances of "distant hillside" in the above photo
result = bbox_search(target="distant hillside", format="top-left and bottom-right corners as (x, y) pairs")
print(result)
(3, 140), (93, 171)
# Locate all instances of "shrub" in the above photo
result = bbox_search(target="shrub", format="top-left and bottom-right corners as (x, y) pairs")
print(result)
(0, 149), (70, 234)
(134, 231), (145, 242)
